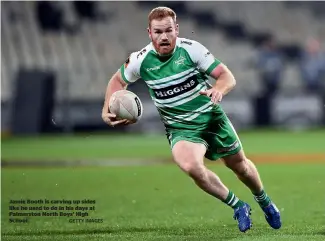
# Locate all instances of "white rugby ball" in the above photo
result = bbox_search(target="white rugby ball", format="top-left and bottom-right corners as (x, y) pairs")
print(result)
(109, 90), (143, 122)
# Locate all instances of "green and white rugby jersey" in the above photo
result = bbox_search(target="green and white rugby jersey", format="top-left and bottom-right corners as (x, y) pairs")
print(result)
(120, 37), (226, 131)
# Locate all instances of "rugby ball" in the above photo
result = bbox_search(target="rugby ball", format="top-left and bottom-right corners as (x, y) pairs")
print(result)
(109, 90), (143, 122)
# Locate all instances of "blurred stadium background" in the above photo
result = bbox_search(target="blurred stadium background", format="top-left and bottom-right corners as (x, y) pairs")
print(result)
(1, 1), (325, 136)
(1, 1), (325, 240)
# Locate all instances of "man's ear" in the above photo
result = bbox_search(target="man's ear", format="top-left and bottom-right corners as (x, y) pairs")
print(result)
(147, 27), (151, 40)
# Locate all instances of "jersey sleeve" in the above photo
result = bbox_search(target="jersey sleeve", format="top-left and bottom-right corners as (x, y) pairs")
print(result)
(190, 41), (222, 75)
(119, 52), (141, 84)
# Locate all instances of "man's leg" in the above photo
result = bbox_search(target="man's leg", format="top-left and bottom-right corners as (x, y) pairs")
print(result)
(214, 116), (281, 229)
(172, 140), (252, 232)
(222, 150), (282, 229)
(221, 151), (265, 201)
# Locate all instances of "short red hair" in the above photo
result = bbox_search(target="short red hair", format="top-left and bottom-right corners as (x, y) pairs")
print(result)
(148, 7), (177, 26)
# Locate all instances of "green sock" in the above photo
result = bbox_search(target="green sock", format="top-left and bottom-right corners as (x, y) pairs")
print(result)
(253, 190), (271, 208)
(223, 191), (245, 209)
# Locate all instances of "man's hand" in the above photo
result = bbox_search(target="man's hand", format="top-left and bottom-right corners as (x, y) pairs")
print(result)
(102, 70), (133, 127)
(102, 112), (129, 127)
(199, 88), (223, 104)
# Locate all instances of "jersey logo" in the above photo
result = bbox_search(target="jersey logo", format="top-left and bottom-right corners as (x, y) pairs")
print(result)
(153, 75), (199, 100)
(181, 40), (192, 45)
(137, 48), (147, 59)
(174, 55), (186, 66)
(146, 66), (161, 71)
(216, 141), (239, 153)
(124, 56), (130, 68)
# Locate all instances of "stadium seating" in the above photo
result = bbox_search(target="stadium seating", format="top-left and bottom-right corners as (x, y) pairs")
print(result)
(1, 1), (324, 102)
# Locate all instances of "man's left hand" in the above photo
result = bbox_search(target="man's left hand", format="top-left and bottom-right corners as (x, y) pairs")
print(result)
(199, 88), (223, 104)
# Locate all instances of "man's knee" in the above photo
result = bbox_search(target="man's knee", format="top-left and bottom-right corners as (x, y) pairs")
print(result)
(222, 151), (250, 176)
(179, 161), (206, 179)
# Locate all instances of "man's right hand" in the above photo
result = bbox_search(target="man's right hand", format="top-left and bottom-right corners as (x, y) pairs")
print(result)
(102, 112), (128, 127)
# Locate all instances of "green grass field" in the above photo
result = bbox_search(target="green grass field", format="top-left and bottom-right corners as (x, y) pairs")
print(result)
(1, 131), (325, 240)
(1, 130), (325, 161)
(2, 164), (325, 241)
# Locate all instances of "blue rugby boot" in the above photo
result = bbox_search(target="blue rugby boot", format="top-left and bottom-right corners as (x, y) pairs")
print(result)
(233, 203), (252, 232)
(262, 202), (282, 229)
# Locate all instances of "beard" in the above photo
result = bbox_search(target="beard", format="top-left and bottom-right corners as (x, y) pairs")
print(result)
(153, 40), (176, 55)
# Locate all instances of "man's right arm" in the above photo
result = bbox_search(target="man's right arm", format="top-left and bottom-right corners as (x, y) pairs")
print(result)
(102, 52), (141, 126)
(102, 70), (127, 117)
(101, 70), (129, 126)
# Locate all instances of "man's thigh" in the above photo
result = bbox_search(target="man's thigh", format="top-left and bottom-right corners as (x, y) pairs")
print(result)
(171, 140), (207, 169)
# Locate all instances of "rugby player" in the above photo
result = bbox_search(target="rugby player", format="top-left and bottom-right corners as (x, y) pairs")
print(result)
(102, 7), (281, 232)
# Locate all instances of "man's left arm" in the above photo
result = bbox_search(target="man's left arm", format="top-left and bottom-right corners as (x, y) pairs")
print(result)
(200, 63), (236, 104)
(191, 41), (236, 104)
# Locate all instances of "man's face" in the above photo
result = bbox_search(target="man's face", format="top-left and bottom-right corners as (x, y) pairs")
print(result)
(148, 17), (179, 55)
